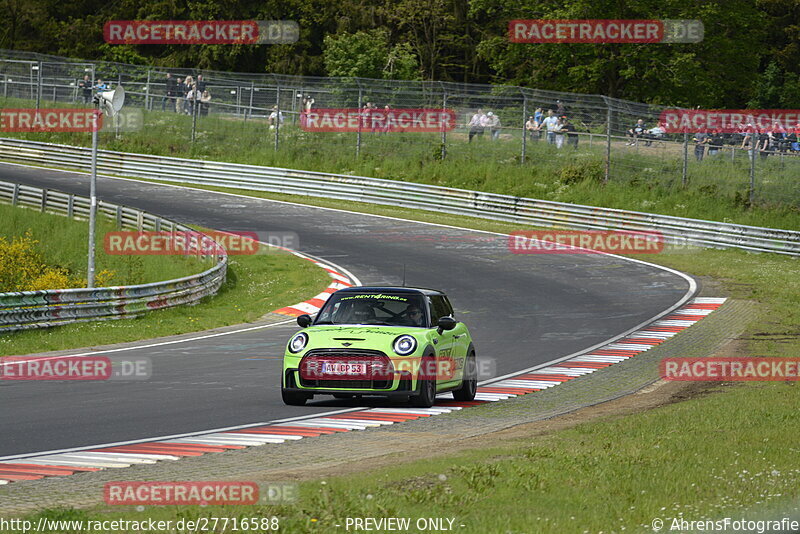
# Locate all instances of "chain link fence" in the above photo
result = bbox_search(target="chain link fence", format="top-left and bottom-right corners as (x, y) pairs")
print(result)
(0, 49), (797, 208)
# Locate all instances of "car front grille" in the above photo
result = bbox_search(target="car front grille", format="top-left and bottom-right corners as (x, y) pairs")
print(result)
(299, 349), (393, 390)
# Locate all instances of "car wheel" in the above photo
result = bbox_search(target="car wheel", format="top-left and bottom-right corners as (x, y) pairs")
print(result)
(282, 388), (310, 406)
(410, 356), (436, 408)
(452, 350), (477, 401)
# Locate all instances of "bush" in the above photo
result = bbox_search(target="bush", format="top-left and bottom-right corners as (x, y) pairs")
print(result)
(0, 231), (84, 291)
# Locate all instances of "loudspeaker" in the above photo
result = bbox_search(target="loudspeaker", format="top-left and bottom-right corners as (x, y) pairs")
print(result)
(98, 86), (125, 116)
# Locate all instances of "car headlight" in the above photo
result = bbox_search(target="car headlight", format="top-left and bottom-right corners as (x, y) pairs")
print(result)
(393, 335), (417, 356)
(288, 332), (308, 353)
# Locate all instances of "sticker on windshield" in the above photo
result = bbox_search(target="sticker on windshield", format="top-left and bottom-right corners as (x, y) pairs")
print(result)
(339, 294), (408, 301)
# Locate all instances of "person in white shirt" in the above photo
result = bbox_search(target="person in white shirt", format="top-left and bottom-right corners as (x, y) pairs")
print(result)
(554, 116), (566, 149)
(486, 111), (501, 140)
(268, 105), (284, 129)
(542, 110), (559, 145)
(468, 109), (485, 142)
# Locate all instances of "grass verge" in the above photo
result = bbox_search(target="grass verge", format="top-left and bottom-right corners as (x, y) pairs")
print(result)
(1, 100), (798, 229)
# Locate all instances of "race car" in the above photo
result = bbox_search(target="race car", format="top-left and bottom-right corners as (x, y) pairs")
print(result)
(281, 286), (477, 407)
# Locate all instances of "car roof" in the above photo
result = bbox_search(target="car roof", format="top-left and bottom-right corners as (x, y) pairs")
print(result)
(335, 286), (446, 297)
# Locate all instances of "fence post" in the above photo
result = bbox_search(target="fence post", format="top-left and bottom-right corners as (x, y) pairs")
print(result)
(356, 87), (363, 157)
(749, 130), (757, 205)
(274, 85), (281, 151)
(441, 90), (448, 160)
(682, 133), (689, 186)
(604, 100), (611, 184)
(521, 95), (528, 164)
(246, 81), (254, 122)
(35, 61), (42, 109)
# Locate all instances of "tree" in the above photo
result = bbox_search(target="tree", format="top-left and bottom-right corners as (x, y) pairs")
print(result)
(323, 29), (420, 80)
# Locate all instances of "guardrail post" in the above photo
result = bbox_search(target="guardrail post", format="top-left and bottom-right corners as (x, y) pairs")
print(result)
(521, 95), (528, 164)
(682, 133), (689, 187)
(41, 188), (48, 212)
(116, 205), (122, 229)
(67, 194), (74, 218)
(11, 183), (19, 205)
(137, 211), (144, 231)
(155, 218), (161, 232)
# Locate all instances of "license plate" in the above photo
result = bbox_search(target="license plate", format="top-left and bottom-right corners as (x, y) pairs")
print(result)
(322, 362), (367, 375)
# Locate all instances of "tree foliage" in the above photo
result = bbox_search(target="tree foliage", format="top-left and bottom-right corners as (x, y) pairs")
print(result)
(0, 0), (796, 107)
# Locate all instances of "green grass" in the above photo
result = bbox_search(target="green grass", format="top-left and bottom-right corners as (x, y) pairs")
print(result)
(1, 97), (798, 230)
(0, 203), (331, 355)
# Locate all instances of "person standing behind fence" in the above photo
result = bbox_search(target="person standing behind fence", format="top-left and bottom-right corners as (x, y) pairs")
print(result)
(525, 116), (538, 142)
(79, 75), (92, 104)
(708, 130), (724, 156)
(553, 116), (566, 148)
(199, 89), (211, 116)
(534, 107), (544, 140)
(163, 73), (177, 112)
(268, 105), (284, 129)
(195, 74), (206, 93)
(561, 116), (578, 149)
(186, 84), (200, 116)
(183, 76), (194, 114)
(542, 110), (559, 145)
(467, 109), (485, 142)
(175, 78), (185, 113)
(487, 112), (501, 140)
(693, 132), (709, 161)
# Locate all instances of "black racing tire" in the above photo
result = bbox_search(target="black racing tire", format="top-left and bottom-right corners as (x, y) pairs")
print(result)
(409, 356), (436, 408)
(282, 388), (310, 406)
(452, 350), (477, 401)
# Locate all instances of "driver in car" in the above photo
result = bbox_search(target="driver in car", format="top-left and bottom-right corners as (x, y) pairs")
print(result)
(405, 305), (424, 327)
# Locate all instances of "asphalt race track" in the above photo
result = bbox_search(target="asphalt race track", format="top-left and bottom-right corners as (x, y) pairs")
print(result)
(0, 162), (695, 457)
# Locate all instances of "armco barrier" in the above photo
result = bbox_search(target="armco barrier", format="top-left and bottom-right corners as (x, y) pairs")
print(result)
(0, 179), (227, 333)
(0, 137), (798, 256)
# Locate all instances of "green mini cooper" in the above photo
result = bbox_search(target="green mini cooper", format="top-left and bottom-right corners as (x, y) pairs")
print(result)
(281, 287), (477, 407)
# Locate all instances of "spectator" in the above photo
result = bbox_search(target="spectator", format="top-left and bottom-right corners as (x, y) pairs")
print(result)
(542, 110), (559, 144)
(627, 119), (647, 145)
(183, 76), (194, 114)
(93, 78), (108, 93)
(758, 129), (773, 160)
(382, 105), (393, 134)
(300, 94), (314, 127)
(195, 74), (206, 93)
(525, 116), (540, 142)
(467, 109), (485, 142)
(268, 105), (284, 129)
(199, 90), (211, 116)
(78, 75), (92, 104)
(186, 84), (200, 115)
(175, 77), (186, 113)
(486, 111), (501, 140)
(162, 73), (178, 112)
(788, 123), (800, 152)
(647, 122), (666, 144)
(708, 130), (724, 156)
(533, 107), (544, 140)
(693, 132), (709, 161)
(556, 100), (566, 115)
(560, 116), (579, 149)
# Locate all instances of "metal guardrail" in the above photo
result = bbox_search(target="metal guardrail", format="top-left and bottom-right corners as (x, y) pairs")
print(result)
(0, 137), (797, 256)
(0, 179), (227, 333)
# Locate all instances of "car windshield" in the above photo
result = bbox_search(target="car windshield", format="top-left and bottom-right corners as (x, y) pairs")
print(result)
(314, 292), (428, 327)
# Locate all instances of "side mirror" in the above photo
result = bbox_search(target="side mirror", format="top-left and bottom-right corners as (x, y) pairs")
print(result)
(436, 316), (457, 334)
(297, 314), (312, 328)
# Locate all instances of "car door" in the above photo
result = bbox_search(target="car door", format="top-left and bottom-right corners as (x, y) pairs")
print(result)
(429, 295), (459, 388)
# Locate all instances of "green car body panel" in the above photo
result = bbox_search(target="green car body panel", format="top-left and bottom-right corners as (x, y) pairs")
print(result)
(280, 287), (476, 405)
